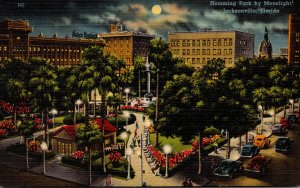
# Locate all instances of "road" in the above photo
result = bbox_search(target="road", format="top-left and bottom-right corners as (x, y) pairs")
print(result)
(207, 122), (300, 186)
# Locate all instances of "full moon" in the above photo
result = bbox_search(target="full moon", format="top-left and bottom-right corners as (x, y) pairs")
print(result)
(152, 5), (162, 15)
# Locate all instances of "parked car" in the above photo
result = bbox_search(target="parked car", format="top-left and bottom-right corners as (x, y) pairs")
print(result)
(213, 159), (242, 178)
(243, 155), (271, 176)
(287, 114), (297, 124)
(240, 144), (260, 158)
(272, 124), (286, 134)
(275, 137), (293, 152)
(280, 117), (290, 129)
(253, 134), (271, 148)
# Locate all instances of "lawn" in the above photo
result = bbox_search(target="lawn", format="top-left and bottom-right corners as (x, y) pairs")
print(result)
(149, 133), (193, 153)
(54, 116), (64, 127)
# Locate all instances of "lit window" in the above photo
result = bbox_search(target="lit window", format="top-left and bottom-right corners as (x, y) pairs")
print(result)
(207, 40), (210, 46)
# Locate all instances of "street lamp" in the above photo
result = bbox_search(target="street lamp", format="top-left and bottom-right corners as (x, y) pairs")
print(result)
(40, 141), (48, 175)
(258, 105), (263, 134)
(163, 144), (172, 178)
(289, 99), (294, 113)
(145, 121), (151, 145)
(225, 130), (230, 159)
(124, 88), (130, 103)
(126, 148), (133, 180)
(137, 133), (144, 186)
(123, 111), (130, 131)
(49, 108), (58, 128)
(76, 99), (83, 112)
(120, 131), (128, 157)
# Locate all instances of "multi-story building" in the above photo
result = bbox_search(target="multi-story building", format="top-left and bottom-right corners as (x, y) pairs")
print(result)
(98, 23), (155, 68)
(168, 30), (254, 69)
(0, 19), (104, 66)
(288, 13), (300, 64)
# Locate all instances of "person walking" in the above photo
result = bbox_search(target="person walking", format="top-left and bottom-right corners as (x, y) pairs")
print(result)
(136, 122), (139, 129)
(142, 114), (146, 122)
(137, 136), (140, 147)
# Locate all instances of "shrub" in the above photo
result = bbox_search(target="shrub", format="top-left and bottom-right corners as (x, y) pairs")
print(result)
(76, 112), (85, 123)
(109, 151), (122, 163)
(63, 115), (74, 125)
(61, 155), (87, 169)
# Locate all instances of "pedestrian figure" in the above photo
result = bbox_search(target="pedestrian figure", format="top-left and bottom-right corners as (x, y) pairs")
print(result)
(134, 128), (137, 138)
(132, 137), (136, 147)
(187, 178), (193, 187)
(142, 114), (146, 122)
(213, 142), (218, 154)
(182, 178), (189, 187)
(137, 136), (140, 147)
(136, 122), (139, 129)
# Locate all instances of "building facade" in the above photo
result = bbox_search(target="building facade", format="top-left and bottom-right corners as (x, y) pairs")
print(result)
(288, 14), (300, 64)
(168, 30), (254, 69)
(0, 19), (105, 65)
(98, 24), (155, 68)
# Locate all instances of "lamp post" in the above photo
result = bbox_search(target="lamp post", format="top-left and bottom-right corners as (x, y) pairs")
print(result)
(289, 99), (294, 113)
(144, 57), (153, 100)
(126, 148), (133, 180)
(120, 131), (128, 157)
(225, 130), (230, 159)
(49, 108), (58, 128)
(163, 144), (172, 178)
(123, 111), (130, 131)
(145, 121), (151, 145)
(137, 133), (144, 186)
(124, 88), (130, 104)
(40, 141), (48, 175)
(258, 105), (263, 134)
(76, 99), (83, 112)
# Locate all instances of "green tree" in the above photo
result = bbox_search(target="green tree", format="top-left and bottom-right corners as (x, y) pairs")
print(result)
(133, 56), (146, 98)
(29, 60), (58, 144)
(76, 121), (102, 185)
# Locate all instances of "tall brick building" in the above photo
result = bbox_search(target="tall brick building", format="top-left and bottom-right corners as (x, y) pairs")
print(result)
(288, 14), (300, 64)
(0, 19), (105, 65)
(98, 23), (155, 68)
(168, 30), (254, 69)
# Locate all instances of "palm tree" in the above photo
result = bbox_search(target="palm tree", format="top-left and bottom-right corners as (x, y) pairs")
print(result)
(29, 61), (58, 145)
(7, 79), (28, 126)
(106, 93), (124, 128)
(133, 56), (145, 99)
(18, 120), (36, 170)
(149, 37), (172, 146)
(76, 120), (102, 185)
(82, 46), (120, 172)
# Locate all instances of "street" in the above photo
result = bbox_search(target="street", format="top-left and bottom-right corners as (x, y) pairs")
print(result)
(207, 122), (300, 186)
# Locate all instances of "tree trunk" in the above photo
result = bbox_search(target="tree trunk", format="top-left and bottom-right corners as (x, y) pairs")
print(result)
(138, 69), (141, 99)
(283, 104), (286, 118)
(94, 89), (97, 119)
(227, 132), (230, 159)
(46, 108), (49, 145)
(155, 69), (159, 147)
(245, 131), (248, 145)
(273, 107), (276, 125)
(26, 137), (29, 169)
(74, 101), (77, 125)
(101, 94), (106, 173)
(13, 107), (17, 127)
(292, 100), (295, 113)
(89, 147), (92, 185)
(198, 132), (202, 174)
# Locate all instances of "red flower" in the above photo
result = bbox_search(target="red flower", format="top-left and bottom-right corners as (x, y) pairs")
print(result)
(109, 151), (122, 162)
(71, 151), (85, 160)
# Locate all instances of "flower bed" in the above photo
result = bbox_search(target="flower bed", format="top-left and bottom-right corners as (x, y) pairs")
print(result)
(105, 143), (124, 155)
(120, 105), (145, 112)
(0, 119), (17, 137)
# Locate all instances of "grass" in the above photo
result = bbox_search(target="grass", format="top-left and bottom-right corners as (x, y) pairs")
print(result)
(149, 133), (193, 153)
(54, 116), (64, 127)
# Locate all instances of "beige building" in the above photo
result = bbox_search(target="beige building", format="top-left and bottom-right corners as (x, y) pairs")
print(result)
(98, 24), (155, 69)
(168, 30), (254, 69)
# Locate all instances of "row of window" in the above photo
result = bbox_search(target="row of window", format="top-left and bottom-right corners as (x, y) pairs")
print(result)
(172, 48), (233, 56)
(0, 46), (82, 53)
(184, 57), (233, 64)
(170, 38), (233, 47)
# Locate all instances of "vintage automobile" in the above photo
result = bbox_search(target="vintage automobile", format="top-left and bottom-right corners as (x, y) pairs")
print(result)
(243, 155), (271, 176)
(275, 137), (293, 152)
(287, 114), (297, 124)
(279, 117), (290, 129)
(213, 159), (242, 178)
(272, 124), (286, 134)
(240, 144), (260, 158)
(253, 135), (271, 148)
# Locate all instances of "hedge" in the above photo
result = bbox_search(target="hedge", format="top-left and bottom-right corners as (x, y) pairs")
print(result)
(108, 114), (136, 127)
(63, 113), (85, 125)
(7, 143), (55, 160)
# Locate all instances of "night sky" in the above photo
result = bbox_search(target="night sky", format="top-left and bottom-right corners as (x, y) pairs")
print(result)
(0, 0), (299, 54)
